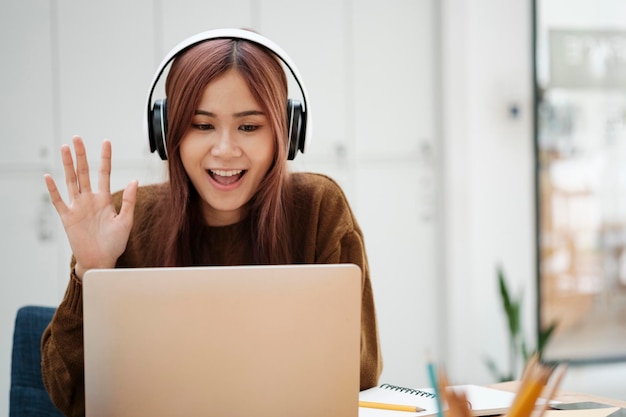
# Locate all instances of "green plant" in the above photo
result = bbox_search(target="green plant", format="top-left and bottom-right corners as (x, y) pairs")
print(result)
(484, 265), (557, 382)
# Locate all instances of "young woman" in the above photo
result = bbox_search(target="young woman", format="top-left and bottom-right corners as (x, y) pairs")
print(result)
(41, 30), (382, 416)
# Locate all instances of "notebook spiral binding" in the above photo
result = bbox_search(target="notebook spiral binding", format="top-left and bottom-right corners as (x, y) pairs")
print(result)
(380, 383), (436, 398)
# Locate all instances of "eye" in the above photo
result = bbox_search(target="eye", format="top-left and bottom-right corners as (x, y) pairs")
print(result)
(239, 124), (259, 132)
(192, 123), (214, 131)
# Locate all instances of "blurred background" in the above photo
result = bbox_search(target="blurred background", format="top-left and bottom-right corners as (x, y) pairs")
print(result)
(1, 0), (626, 414)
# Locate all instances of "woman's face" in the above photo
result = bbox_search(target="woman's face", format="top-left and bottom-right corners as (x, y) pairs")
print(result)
(180, 69), (275, 226)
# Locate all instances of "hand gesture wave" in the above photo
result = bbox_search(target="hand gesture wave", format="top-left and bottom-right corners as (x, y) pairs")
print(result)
(44, 136), (138, 279)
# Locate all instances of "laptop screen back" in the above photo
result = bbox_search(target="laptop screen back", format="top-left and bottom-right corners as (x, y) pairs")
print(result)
(82, 264), (361, 417)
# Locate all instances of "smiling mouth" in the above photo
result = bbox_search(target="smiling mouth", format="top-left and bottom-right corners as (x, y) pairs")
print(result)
(208, 169), (246, 186)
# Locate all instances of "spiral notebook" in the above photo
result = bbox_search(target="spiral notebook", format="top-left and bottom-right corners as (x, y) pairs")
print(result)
(359, 383), (518, 416)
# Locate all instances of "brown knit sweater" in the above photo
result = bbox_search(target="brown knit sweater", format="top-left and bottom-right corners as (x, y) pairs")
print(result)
(41, 172), (382, 417)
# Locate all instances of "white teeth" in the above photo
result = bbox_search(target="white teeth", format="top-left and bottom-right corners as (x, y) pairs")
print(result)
(210, 169), (243, 177)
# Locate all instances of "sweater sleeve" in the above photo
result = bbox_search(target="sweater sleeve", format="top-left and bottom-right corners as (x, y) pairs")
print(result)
(336, 229), (383, 391)
(39, 184), (162, 416)
(311, 175), (383, 390)
(41, 265), (87, 417)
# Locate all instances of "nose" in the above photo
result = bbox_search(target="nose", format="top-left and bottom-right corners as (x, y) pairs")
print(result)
(210, 128), (242, 158)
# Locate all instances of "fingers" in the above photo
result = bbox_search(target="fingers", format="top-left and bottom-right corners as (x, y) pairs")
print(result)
(61, 143), (79, 197)
(60, 135), (92, 198)
(51, 136), (124, 208)
(98, 139), (112, 195)
(60, 136), (114, 198)
(72, 136), (92, 194)
(118, 179), (138, 225)
(43, 173), (69, 216)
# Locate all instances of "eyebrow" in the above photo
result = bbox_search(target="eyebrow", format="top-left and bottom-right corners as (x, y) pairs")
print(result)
(194, 109), (266, 118)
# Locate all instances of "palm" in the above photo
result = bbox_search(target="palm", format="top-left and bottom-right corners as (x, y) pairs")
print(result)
(44, 136), (138, 277)
(60, 189), (131, 270)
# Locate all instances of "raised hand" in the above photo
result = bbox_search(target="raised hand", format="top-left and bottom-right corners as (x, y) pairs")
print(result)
(44, 136), (138, 279)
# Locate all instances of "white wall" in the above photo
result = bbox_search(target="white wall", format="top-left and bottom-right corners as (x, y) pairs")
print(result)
(441, 0), (537, 383)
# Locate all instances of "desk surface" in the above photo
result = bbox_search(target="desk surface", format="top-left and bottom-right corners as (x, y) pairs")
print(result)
(490, 381), (626, 409)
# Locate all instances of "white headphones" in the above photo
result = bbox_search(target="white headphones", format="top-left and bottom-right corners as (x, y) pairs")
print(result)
(144, 28), (311, 161)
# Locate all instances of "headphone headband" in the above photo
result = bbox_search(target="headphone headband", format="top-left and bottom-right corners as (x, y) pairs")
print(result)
(144, 28), (311, 159)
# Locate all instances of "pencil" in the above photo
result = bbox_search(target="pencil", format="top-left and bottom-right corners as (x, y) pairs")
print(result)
(520, 354), (539, 382)
(427, 361), (445, 417)
(359, 401), (425, 412)
(507, 362), (551, 417)
(534, 363), (568, 417)
(508, 379), (545, 417)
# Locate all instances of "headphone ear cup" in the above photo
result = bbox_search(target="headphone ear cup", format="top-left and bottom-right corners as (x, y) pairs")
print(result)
(150, 98), (168, 160)
(286, 99), (305, 160)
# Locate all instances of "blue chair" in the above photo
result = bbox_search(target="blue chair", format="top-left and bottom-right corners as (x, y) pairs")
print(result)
(10, 305), (64, 417)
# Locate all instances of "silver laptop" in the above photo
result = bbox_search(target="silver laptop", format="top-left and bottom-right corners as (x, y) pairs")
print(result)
(82, 264), (361, 417)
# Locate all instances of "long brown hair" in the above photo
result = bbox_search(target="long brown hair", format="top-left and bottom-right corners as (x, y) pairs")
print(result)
(153, 37), (292, 266)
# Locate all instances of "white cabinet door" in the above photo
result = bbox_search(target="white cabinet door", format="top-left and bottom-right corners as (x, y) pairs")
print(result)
(56, 0), (156, 166)
(0, 0), (55, 168)
(259, 0), (349, 164)
(161, 0), (254, 53)
(355, 161), (439, 387)
(353, 0), (437, 160)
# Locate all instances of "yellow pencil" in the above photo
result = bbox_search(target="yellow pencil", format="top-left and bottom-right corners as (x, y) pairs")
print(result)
(507, 379), (545, 417)
(535, 363), (568, 417)
(359, 401), (425, 412)
(507, 363), (551, 417)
